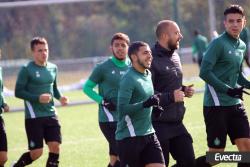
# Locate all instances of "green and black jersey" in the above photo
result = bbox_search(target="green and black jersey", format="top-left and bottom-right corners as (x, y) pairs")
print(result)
(200, 32), (250, 106)
(83, 56), (130, 122)
(15, 61), (62, 119)
(0, 67), (5, 116)
(193, 34), (208, 59)
(116, 67), (155, 140)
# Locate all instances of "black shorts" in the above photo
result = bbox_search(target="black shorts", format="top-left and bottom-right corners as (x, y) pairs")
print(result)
(25, 116), (61, 150)
(0, 116), (7, 151)
(117, 133), (165, 167)
(204, 104), (250, 148)
(160, 133), (195, 167)
(99, 122), (118, 156)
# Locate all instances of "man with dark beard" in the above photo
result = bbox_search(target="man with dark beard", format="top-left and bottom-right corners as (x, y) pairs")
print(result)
(83, 33), (130, 167)
(116, 41), (165, 167)
(150, 20), (196, 167)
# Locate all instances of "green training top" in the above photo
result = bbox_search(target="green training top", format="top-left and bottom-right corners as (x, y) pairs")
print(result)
(83, 56), (130, 122)
(200, 32), (250, 106)
(192, 34), (208, 59)
(116, 67), (155, 140)
(0, 67), (5, 115)
(15, 61), (62, 119)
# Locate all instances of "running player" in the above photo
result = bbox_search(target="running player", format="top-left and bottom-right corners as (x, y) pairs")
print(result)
(13, 37), (68, 167)
(116, 41), (165, 167)
(83, 32), (130, 167)
(197, 4), (250, 167)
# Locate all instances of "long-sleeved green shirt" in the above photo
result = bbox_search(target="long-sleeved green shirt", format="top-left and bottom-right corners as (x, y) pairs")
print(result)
(192, 34), (208, 59)
(83, 56), (130, 122)
(15, 61), (62, 119)
(200, 32), (250, 106)
(116, 67), (155, 140)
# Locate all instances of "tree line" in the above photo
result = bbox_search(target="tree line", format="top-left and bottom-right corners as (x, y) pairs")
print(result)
(0, 0), (249, 60)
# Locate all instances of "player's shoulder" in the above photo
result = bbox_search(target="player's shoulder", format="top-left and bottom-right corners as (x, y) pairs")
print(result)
(121, 67), (133, 79)
(239, 38), (247, 48)
(46, 61), (57, 68)
(94, 57), (112, 69)
(207, 34), (224, 49)
(100, 57), (112, 65)
(22, 60), (34, 69)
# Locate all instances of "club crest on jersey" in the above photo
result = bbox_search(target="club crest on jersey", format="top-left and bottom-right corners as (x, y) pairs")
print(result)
(214, 137), (220, 146)
(112, 70), (115, 74)
(228, 50), (232, 54)
(120, 71), (126, 75)
(235, 51), (242, 56)
(36, 71), (40, 77)
(29, 140), (35, 148)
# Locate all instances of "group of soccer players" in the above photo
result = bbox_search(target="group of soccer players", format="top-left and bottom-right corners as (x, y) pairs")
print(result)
(84, 4), (250, 167)
(0, 3), (250, 167)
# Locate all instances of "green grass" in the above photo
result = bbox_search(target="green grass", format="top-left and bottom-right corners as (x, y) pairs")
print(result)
(2, 91), (250, 167)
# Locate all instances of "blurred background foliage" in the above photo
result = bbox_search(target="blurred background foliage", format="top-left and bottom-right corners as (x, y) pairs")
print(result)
(0, 0), (249, 60)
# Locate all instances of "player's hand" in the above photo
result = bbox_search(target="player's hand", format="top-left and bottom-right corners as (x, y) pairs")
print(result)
(60, 96), (69, 106)
(102, 99), (116, 111)
(39, 93), (52, 104)
(227, 87), (250, 100)
(153, 106), (164, 118)
(3, 103), (9, 112)
(183, 84), (195, 98)
(143, 93), (161, 108)
(173, 88), (184, 102)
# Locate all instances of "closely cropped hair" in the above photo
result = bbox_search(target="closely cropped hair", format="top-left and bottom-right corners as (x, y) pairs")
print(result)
(194, 29), (200, 36)
(155, 20), (174, 39)
(224, 4), (245, 18)
(111, 32), (130, 45)
(128, 41), (148, 61)
(30, 37), (48, 51)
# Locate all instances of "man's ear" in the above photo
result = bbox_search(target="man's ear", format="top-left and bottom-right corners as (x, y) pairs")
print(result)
(243, 19), (246, 27)
(131, 54), (137, 62)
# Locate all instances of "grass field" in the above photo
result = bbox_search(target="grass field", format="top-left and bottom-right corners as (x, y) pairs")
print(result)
(2, 87), (250, 167)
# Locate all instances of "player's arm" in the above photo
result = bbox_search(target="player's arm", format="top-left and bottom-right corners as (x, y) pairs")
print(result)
(199, 40), (231, 93)
(150, 62), (182, 103)
(53, 69), (62, 100)
(83, 79), (103, 103)
(53, 69), (68, 106)
(15, 66), (40, 102)
(83, 64), (104, 104)
(118, 75), (160, 116)
(118, 76), (144, 116)
(238, 64), (250, 89)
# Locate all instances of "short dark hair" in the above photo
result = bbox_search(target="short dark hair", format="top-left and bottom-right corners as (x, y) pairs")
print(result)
(111, 32), (130, 45)
(194, 29), (200, 36)
(128, 41), (148, 61)
(30, 37), (47, 51)
(224, 4), (245, 18)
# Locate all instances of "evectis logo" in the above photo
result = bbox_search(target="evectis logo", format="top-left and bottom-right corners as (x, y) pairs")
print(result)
(206, 152), (250, 163)
(214, 153), (241, 162)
